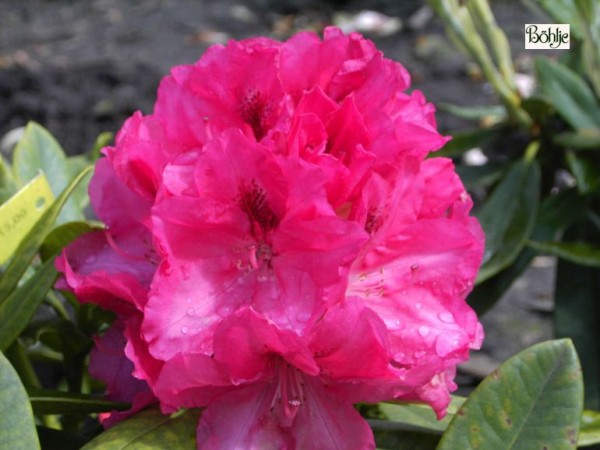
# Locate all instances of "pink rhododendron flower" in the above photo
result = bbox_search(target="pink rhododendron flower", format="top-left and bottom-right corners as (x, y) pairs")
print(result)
(56, 26), (484, 449)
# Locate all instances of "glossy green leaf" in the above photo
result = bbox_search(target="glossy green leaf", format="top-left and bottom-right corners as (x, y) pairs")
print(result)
(28, 389), (129, 415)
(555, 224), (600, 410)
(12, 122), (85, 223)
(0, 166), (92, 304)
(379, 397), (465, 434)
(470, 187), (587, 315)
(580, 409), (600, 447)
(0, 351), (40, 450)
(0, 258), (58, 352)
(438, 339), (583, 450)
(39, 221), (96, 262)
(566, 151), (600, 193)
(535, 57), (600, 130)
(555, 129), (600, 149)
(528, 240), (600, 267)
(476, 156), (540, 283)
(82, 407), (200, 449)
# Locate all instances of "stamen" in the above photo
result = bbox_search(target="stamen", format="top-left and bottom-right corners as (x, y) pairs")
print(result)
(269, 360), (305, 421)
(248, 245), (259, 270)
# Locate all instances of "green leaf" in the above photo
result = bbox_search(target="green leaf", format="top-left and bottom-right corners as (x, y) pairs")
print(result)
(0, 351), (40, 450)
(525, 0), (583, 39)
(39, 221), (96, 262)
(379, 397), (465, 434)
(469, 187), (587, 315)
(476, 155), (541, 283)
(28, 389), (129, 415)
(438, 103), (506, 121)
(580, 409), (600, 447)
(535, 57), (600, 130)
(0, 166), (92, 304)
(12, 122), (85, 224)
(90, 131), (113, 161)
(555, 224), (600, 410)
(555, 129), (600, 149)
(82, 407), (200, 449)
(456, 163), (505, 190)
(435, 127), (501, 158)
(0, 258), (58, 352)
(438, 339), (583, 450)
(566, 151), (600, 194)
(528, 240), (600, 267)
(37, 320), (92, 392)
(520, 96), (556, 121)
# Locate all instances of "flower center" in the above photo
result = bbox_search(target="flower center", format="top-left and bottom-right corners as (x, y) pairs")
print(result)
(238, 180), (279, 241)
(240, 89), (272, 141)
(270, 360), (305, 422)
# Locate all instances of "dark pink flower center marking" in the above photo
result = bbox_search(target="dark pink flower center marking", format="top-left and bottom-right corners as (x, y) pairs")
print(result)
(270, 360), (305, 420)
(240, 90), (272, 141)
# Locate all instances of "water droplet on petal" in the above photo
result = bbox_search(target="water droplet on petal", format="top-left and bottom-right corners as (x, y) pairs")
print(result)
(181, 326), (189, 335)
(297, 312), (311, 323)
(394, 351), (405, 361)
(418, 325), (430, 337)
(257, 274), (268, 282)
(186, 308), (195, 316)
(217, 305), (232, 317)
(438, 311), (454, 323)
(186, 297), (193, 304)
(414, 350), (425, 359)
(415, 302), (422, 309)
(359, 273), (367, 281)
(410, 264), (419, 272)
(85, 255), (97, 264)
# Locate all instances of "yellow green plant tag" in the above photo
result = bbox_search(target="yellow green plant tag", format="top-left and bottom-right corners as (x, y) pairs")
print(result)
(0, 172), (55, 264)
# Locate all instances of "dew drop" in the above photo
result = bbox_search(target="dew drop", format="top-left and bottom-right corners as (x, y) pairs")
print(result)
(415, 302), (422, 309)
(418, 325), (430, 337)
(438, 311), (454, 323)
(297, 312), (311, 323)
(85, 255), (97, 264)
(394, 351), (405, 361)
(288, 399), (301, 407)
(181, 326), (189, 335)
(410, 264), (419, 272)
(186, 307), (195, 316)
(257, 274), (268, 282)
(414, 350), (425, 359)
(359, 273), (367, 282)
(217, 305), (232, 317)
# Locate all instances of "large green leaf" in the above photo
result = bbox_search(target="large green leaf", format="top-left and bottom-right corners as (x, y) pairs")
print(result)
(0, 351), (40, 450)
(555, 129), (600, 149)
(12, 122), (85, 224)
(82, 407), (200, 449)
(476, 156), (540, 283)
(555, 226), (600, 410)
(0, 166), (92, 304)
(0, 258), (58, 352)
(438, 339), (583, 450)
(469, 188), (587, 315)
(535, 57), (600, 130)
(28, 389), (129, 415)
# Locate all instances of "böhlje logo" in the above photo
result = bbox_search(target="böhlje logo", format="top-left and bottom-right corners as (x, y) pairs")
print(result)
(525, 24), (570, 49)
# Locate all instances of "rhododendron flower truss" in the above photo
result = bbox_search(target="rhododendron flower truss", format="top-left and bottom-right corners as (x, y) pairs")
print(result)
(54, 25), (485, 450)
